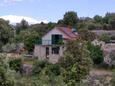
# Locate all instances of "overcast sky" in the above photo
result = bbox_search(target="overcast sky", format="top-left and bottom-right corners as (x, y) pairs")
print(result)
(0, 0), (115, 22)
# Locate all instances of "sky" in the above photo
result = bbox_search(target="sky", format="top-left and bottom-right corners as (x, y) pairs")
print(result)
(0, 0), (115, 22)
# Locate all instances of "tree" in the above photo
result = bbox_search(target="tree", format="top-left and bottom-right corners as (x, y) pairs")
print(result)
(59, 40), (92, 85)
(78, 29), (96, 41)
(87, 42), (104, 64)
(63, 11), (79, 27)
(0, 19), (14, 50)
(93, 15), (103, 23)
(16, 19), (29, 34)
(103, 13), (115, 30)
(16, 29), (39, 51)
(30, 23), (53, 37)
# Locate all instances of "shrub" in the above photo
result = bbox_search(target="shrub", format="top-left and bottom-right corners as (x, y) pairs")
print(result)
(46, 64), (61, 76)
(87, 42), (104, 64)
(99, 33), (111, 42)
(32, 60), (49, 75)
(9, 59), (22, 72)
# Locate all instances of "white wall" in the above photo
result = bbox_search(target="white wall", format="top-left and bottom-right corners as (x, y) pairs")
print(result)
(42, 28), (69, 45)
(34, 45), (46, 60)
(34, 45), (65, 63)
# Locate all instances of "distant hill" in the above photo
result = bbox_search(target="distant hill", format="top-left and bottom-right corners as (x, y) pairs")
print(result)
(0, 15), (48, 25)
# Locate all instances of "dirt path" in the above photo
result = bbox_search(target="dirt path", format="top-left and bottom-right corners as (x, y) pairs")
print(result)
(90, 68), (113, 76)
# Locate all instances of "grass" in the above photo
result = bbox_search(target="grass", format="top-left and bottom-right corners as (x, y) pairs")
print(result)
(23, 58), (37, 65)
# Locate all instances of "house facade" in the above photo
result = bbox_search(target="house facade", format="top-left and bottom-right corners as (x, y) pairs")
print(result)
(34, 27), (78, 63)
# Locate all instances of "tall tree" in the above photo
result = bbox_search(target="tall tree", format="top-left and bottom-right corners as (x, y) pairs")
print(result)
(16, 29), (39, 51)
(59, 39), (92, 85)
(93, 15), (103, 23)
(0, 19), (14, 50)
(16, 19), (29, 34)
(63, 11), (79, 27)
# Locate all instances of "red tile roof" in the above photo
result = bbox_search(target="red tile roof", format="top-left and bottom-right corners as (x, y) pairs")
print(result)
(57, 27), (78, 39)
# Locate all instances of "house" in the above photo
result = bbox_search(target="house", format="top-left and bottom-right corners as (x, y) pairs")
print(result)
(34, 27), (78, 63)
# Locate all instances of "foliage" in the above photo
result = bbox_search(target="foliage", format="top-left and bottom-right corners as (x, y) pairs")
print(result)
(87, 42), (104, 64)
(32, 70), (65, 86)
(33, 60), (61, 76)
(99, 33), (111, 42)
(59, 39), (92, 85)
(78, 29), (96, 41)
(30, 22), (55, 37)
(32, 60), (65, 86)
(16, 19), (29, 34)
(63, 11), (79, 27)
(46, 63), (61, 76)
(0, 54), (16, 86)
(9, 58), (22, 72)
(93, 15), (103, 23)
(0, 19), (14, 50)
(2, 43), (16, 53)
(32, 60), (49, 75)
(16, 29), (39, 51)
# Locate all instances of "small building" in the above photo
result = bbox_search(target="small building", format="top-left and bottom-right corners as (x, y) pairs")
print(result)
(34, 27), (78, 63)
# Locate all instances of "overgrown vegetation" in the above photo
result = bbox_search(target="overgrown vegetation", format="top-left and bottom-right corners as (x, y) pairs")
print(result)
(87, 42), (104, 65)
(0, 11), (115, 85)
(59, 40), (92, 85)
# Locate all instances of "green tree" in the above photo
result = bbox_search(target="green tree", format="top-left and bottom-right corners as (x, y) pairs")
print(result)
(16, 19), (29, 34)
(59, 40), (92, 85)
(16, 29), (39, 51)
(30, 23), (53, 37)
(103, 13), (115, 30)
(63, 11), (79, 27)
(93, 15), (103, 23)
(0, 19), (14, 50)
(87, 42), (104, 64)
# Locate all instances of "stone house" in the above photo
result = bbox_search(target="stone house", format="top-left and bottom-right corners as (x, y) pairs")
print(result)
(34, 27), (78, 63)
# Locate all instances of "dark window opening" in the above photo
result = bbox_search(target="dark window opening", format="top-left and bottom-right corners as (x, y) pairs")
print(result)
(52, 34), (62, 44)
(52, 47), (60, 54)
(46, 47), (49, 59)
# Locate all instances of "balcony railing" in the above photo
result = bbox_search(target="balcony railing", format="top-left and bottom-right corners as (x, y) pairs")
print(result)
(36, 40), (64, 45)
(42, 40), (52, 45)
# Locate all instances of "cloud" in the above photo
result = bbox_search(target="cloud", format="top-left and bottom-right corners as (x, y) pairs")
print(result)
(0, 15), (48, 24)
(0, 0), (34, 6)
(4, 0), (23, 3)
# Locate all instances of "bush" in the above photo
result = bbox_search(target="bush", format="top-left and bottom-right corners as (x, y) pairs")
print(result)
(87, 42), (104, 64)
(99, 33), (111, 42)
(9, 59), (22, 72)
(46, 64), (61, 76)
(32, 60), (49, 75)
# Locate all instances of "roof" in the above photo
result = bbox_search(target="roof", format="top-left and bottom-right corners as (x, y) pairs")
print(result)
(57, 27), (78, 39)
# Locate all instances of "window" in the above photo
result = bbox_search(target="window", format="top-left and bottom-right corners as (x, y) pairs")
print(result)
(52, 34), (62, 44)
(52, 47), (60, 54)
(46, 47), (49, 59)
(46, 47), (49, 55)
